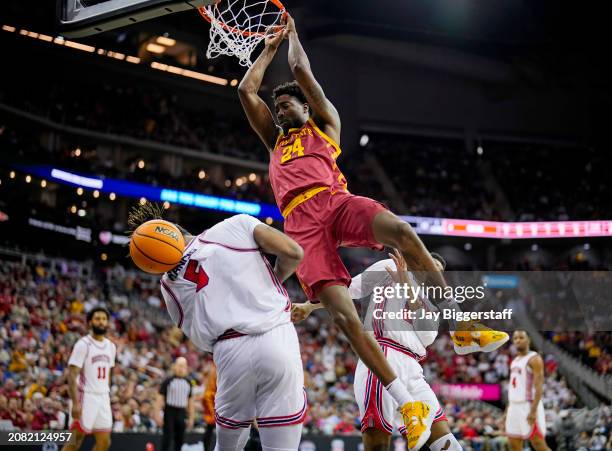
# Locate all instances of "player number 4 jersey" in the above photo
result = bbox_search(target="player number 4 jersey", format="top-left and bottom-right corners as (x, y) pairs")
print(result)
(160, 214), (291, 353)
(68, 335), (116, 394)
(508, 351), (538, 402)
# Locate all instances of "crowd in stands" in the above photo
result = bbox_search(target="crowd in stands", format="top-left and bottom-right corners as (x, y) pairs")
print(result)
(1, 254), (605, 450)
(549, 332), (612, 375)
(483, 143), (612, 221)
(368, 134), (502, 220)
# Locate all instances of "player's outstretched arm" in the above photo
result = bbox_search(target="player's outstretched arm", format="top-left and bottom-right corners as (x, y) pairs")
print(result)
(253, 224), (303, 282)
(286, 15), (341, 140)
(238, 29), (285, 151)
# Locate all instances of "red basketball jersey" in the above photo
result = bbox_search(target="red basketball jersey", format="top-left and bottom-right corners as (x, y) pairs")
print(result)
(269, 118), (348, 214)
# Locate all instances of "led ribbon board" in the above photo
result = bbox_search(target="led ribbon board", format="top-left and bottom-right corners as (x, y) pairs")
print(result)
(20, 165), (283, 221)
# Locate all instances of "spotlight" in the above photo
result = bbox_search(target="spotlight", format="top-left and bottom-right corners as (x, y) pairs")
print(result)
(77, 187), (83, 195)
(41, 180), (47, 188)
(137, 159), (145, 169)
(25, 175), (32, 183)
(93, 190), (100, 198)
(198, 170), (206, 180)
(109, 192), (116, 201)
(359, 134), (369, 147)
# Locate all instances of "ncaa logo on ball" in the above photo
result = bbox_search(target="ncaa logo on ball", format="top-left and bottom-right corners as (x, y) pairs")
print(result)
(155, 226), (180, 242)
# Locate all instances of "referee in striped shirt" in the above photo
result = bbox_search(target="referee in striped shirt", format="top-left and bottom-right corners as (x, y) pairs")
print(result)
(155, 357), (195, 451)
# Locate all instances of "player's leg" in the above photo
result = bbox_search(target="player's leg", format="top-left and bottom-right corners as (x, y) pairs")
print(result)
(333, 194), (508, 354)
(354, 357), (395, 451)
(370, 210), (446, 287)
(505, 403), (528, 451)
(258, 425), (303, 451)
(317, 283), (433, 446)
(528, 404), (550, 451)
(427, 422), (462, 451)
(362, 428), (391, 451)
(253, 323), (306, 450)
(92, 432), (111, 451)
(92, 394), (113, 451)
(215, 426), (251, 451)
(61, 429), (86, 451)
(64, 393), (96, 451)
(318, 284), (398, 386)
(507, 438), (523, 451)
(213, 335), (257, 450)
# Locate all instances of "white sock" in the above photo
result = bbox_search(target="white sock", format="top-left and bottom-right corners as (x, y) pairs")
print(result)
(384, 378), (413, 406)
(429, 433), (462, 451)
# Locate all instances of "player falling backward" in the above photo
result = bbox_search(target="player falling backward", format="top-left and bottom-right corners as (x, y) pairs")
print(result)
(238, 13), (508, 446)
(505, 330), (550, 451)
(128, 204), (307, 451)
(62, 307), (116, 451)
(294, 250), (462, 451)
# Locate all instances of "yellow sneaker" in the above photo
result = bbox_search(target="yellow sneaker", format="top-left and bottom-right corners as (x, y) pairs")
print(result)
(399, 401), (432, 451)
(451, 322), (509, 354)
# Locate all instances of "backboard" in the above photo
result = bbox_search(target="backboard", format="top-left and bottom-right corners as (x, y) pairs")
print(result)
(58, 0), (215, 38)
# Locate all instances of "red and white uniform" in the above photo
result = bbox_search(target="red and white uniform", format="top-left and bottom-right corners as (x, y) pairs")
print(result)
(506, 352), (546, 440)
(350, 259), (446, 436)
(160, 214), (305, 437)
(67, 335), (116, 433)
(269, 118), (387, 300)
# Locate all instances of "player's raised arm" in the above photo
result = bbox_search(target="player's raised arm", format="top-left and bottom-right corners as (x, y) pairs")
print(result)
(238, 29), (286, 151)
(253, 224), (303, 282)
(286, 15), (341, 140)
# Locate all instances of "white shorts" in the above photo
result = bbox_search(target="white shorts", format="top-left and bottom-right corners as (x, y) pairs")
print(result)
(69, 392), (113, 433)
(213, 322), (306, 429)
(505, 401), (546, 440)
(354, 340), (446, 436)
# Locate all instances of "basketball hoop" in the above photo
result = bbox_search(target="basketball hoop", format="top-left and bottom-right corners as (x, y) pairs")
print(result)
(198, 0), (286, 67)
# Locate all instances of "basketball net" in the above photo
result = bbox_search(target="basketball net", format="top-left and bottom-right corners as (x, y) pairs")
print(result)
(199, 0), (286, 67)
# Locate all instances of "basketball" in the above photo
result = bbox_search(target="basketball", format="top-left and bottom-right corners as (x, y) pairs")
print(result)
(129, 220), (185, 274)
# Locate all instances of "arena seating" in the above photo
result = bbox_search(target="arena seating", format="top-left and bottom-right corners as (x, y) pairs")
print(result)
(0, 254), (599, 449)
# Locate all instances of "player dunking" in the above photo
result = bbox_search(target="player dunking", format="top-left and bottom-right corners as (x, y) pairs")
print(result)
(62, 307), (116, 451)
(238, 14), (508, 446)
(505, 330), (550, 451)
(128, 204), (307, 451)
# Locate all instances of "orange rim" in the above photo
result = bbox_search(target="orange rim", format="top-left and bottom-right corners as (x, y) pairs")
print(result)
(198, 0), (286, 37)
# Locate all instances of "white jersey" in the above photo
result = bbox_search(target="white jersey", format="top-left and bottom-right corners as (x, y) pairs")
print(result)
(508, 351), (538, 402)
(348, 259), (438, 358)
(67, 335), (116, 394)
(160, 214), (291, 353)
